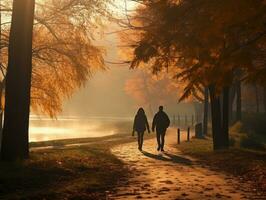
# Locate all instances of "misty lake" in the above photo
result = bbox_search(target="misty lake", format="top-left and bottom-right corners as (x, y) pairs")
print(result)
(29, 116), (133, 142)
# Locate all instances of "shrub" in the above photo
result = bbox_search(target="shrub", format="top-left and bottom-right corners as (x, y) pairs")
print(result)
(240, 135), (265, 151)
(229, 137), (236, 147)
(242, 113), (266, 136)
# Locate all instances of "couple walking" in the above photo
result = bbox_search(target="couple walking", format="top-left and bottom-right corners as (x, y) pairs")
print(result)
(132, 106), (170, 152)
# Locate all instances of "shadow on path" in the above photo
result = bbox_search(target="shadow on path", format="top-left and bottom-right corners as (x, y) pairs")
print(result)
(141, 151), (192, 165)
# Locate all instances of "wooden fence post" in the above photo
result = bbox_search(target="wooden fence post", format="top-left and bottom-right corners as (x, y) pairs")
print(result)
(177, 128), (180, 144)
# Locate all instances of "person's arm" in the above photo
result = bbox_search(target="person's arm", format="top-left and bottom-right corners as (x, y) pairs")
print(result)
(152, 114), (156, 132)
(145, 116), (150, 133)
(132, 116), (136, 136)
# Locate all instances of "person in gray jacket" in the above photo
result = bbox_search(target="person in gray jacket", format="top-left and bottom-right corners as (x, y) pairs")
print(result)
(152, 106), (170, 152)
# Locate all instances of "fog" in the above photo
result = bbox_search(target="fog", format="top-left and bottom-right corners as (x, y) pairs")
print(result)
(61, 26), (195, 119)
(29, 25), (195, 141)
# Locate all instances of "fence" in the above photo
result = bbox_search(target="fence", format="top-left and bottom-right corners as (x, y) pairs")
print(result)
(177, 127), (191, 144)
(172, 114), (202, 144)
(172, 114), (203, 128)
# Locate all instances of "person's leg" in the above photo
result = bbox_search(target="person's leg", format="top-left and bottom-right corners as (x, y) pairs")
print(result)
(161, 131), (166, 151)
(137, 132), (141, 150)
(140, 132), (144, 150)
(156, 131), (161, 151)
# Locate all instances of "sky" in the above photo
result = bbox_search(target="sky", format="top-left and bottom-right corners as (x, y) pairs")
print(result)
(62, 27), (194, 118)
(62, 23), (141, 118)
(59, 1), (195, 118)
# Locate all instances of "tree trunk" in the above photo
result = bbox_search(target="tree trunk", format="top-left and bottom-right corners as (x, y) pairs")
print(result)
(0, 108), (2, 150)
(229, 84), (236, 124)
(1, 0), (35, 161)
(209, 85), (230, 150)
(209, 85), (222, 150)
(203, 87), (209, 135)
(255, 85), (260, 113)
(0, 81), (4, 138)
(263, 86), (266, 113)
(0, 0), (2, 144)
(236, 80), (242, 121)
(0, 79), (5, 150)
(222, 86), (229, 149)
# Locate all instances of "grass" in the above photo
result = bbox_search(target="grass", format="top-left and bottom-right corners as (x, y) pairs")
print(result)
(177, 138), (266, 193)
(0, 148), (119, 199)
(0, 132), (155, 200)
(182, 113), (266, 193)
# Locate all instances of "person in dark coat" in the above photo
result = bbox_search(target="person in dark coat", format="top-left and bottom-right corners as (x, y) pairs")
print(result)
(132, 108), (150, 151)
(152, 106), (170, 152)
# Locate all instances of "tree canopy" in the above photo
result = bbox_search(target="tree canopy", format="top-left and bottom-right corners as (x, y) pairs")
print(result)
(120, 0), (266, 150)
(0, 0), (111, 116)
(122, 0), (266, 97)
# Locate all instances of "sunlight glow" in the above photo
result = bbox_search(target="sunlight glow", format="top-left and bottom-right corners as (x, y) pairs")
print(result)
(111, 0), (139, 16)
(29, 117), (131, 142)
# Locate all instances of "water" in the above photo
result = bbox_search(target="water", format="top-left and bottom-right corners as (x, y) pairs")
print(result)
(29, 116), (133, 142)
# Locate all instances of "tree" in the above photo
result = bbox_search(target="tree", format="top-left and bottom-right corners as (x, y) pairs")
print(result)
(121, 0), (266, 150)
(1, 0), (35, 160)
(263, 86), (266, 113)
(0, 0), (109, 160)
(124, 68), (178, 116)
(203, 87), (209, 135)
(0, 0), (3, 135)
(0, 0), (107, 117)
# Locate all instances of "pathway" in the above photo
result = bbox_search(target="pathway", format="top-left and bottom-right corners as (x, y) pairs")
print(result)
(109, 129), (260, 200)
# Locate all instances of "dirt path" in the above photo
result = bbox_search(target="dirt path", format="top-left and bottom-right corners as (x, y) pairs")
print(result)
(109, 129), (259, 200)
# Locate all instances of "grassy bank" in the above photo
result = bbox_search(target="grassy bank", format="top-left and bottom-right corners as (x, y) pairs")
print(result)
(0, 133), (154, 200)
(177, 138), (266, 194)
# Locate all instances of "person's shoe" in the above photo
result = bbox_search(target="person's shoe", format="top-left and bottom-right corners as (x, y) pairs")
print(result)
(157, 146), (160, 151)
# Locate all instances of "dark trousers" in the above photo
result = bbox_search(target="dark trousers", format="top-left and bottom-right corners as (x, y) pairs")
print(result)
(156, 131), (166, 150)
(137, 132), (144, 149)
